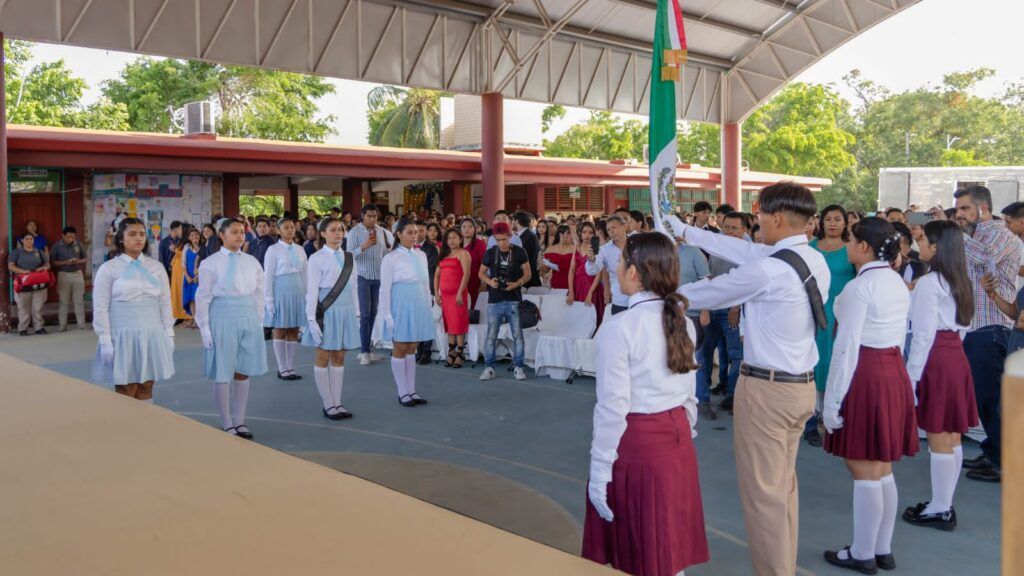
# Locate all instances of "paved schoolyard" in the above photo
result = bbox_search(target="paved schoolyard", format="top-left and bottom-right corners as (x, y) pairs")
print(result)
(7, 327), (1000, 575)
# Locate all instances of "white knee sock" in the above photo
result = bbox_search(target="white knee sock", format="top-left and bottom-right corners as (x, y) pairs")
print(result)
(286, 341), (299, 372)
(329, 365), (345, 407)
(391, 357), (408, 398)
(272, 339), (287, 372)
(849, 480), (883, 561)
(231, 378), (250, 426)
(313, 366), (332, 409)
(405, 356), (417, 395)
(876, 474), (898, 556)
(213, 382), (232, 429)
(952, 444), (963, 498)
(923, 452), (956, 514)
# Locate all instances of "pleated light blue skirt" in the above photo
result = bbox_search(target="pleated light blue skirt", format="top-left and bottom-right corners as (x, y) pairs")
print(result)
(204, 296), (268, 382)
(92, 299), (175, 386)
(302, 286), (360, 351)
(267, 272), (305, 329)
(384, 281), (435, 343)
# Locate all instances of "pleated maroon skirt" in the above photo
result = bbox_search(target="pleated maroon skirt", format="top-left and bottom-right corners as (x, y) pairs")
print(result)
(582, 407), (709, 576)
(916, 331), (980, 434)
(825, 346), (919, 462)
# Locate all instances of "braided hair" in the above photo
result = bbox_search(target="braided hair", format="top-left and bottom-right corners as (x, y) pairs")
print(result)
(850, 217), (901, 264)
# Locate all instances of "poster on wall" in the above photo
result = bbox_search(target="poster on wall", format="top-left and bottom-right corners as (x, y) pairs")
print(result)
(90, 173), (211, 276)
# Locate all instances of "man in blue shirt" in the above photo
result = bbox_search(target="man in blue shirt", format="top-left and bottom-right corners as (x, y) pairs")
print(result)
(158, 220), (182, 276)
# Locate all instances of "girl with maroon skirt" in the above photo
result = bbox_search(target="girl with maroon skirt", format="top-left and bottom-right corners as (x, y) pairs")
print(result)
(584, 232), (708, 576)
(822, 217), (918, 574)
(902, 220), (978, 531)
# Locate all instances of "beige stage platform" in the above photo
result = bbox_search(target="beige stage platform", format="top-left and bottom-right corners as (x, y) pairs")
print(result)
(0, 353), (611, 575)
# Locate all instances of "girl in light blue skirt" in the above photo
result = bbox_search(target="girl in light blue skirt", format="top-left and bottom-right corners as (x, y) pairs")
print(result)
(263, 217), (307, 380)
(302, 217), (360, 420)
(195, 218), (268, 440)
(92, 218), (175, 402)
(380, 218), (435, 408)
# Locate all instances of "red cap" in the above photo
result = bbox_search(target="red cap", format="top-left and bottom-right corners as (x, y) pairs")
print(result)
(491, 222), (511, 236)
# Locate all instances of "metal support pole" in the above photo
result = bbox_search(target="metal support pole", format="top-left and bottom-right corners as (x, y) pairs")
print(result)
(721, 123), (742, 208)
(0, 33), (10, 333)
(481, 92), (504, 219)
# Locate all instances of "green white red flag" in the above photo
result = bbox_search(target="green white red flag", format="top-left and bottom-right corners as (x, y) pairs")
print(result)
(649, 0), (687, 234)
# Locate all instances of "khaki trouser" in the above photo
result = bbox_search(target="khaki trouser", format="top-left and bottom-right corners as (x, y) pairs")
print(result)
(16, 289), (47, 332)
(733, 372), (816, 576)
(57, 271), (86, 330)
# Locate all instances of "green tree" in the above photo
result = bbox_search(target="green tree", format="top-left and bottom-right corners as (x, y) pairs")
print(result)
(541, 104), (566, 133)
(677, 122), (720, 166)
(366, 86), (442, 148)
(543, 110), (646, 161)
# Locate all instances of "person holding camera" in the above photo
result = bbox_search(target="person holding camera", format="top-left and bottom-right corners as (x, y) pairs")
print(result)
(348, 203), (394, 366)
(478, 222), (531, 382)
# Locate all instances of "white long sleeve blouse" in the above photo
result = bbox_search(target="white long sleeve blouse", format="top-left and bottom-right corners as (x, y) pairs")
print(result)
(305, 246), (359, 323)
(92, 253), (173, 346)
(378, 246), (431, 320)
(824, 261), (910, 414)
(589, 291), (699, 484)
(194, 248), (265, 339)
(905, 271), (968, 383)
(263, 240), (308, 309)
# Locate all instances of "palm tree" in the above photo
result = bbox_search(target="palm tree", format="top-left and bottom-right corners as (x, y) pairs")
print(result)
(367, 86), (441, 149)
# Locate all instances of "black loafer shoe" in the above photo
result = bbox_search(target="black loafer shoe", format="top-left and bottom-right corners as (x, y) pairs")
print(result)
(410, 394), (428, 405)
(334, 405), (354, 419)
(286, 373), (302, 380)
(903, 501), (928, 517)
(903, 505), (956, 531)
(966, 465), (1001, 483)
(398, 394), (417, 407)
(277, 371), (289, 380)
(234, 425), (254, 440)
(875, 553), (895, 571)
(961, 454), (990, 470)
(18, 330), (29, 336)
(824, 548), (878, 574)
(35, 328), (47, 335)
(804, 428), (823, 448)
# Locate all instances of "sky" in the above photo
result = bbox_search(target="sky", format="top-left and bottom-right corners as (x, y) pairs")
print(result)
(24, 0), (1023, 145)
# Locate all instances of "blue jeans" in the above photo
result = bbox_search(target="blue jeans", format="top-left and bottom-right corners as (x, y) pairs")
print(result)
(485, 301), (525, 368)
(357, 277), (381, 353)
(964, 325), (1009, 466)
(695, 309), (743, 402)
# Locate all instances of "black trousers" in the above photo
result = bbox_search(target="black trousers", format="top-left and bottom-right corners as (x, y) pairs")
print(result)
(963, 325), (1008, 466)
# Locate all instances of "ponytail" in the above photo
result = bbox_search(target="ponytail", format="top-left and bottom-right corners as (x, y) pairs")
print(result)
(663, 292), (698, 374)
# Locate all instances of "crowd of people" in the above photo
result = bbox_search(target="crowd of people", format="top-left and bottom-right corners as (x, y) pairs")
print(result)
(9, 180), (1013, 575)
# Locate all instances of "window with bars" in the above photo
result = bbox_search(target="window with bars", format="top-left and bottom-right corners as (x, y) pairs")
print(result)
(742, 191), (760, 213)
(629, 188), (718, 214)
(543, 186), (605, 212)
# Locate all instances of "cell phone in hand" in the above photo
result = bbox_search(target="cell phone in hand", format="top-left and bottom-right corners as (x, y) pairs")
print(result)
(988, 257), (999, 279)
(906, 212), (934, 226)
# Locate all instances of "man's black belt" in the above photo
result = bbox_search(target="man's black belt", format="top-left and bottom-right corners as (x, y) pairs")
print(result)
(740, 364), (814, 384)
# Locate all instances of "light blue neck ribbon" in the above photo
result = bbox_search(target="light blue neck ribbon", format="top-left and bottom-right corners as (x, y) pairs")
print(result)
(406, 248), (428, 284)
(225, 252), (240, 289)
(124, 258), (160, 287)
(286, 243), (302, 269)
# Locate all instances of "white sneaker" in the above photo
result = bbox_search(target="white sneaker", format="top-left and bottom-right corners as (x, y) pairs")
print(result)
(359, 353), (372, 366)
(514, 367), (527, 380)
(479, 367), (496, 381)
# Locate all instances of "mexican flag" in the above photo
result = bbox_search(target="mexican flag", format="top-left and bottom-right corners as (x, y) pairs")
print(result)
(649, 0), (687, 234)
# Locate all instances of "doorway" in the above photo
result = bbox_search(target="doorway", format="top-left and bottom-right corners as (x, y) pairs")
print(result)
(11, 192), (64, 302)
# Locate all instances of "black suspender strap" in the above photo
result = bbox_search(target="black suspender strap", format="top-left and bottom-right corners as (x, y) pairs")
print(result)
(316, 254), (354, 330)
(770, 248), (828, 331)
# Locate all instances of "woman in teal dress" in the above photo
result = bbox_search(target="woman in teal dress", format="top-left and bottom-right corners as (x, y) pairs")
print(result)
(806, 204), (857, 446)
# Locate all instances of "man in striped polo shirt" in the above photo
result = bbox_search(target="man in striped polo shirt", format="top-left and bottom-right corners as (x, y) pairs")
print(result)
(347, 203), (395, 366)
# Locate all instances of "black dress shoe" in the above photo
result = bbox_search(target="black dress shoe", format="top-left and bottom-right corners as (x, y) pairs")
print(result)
(718, 395), (734, 412)
(804, 428), (823, 448)
(398, 394), (417, 407)
(277, 371), (289, 380)
(902, 501), (928, 517)
(234, 425), (254, 440)
(710, 384), (726, 396)
(18, 330), (29, 336)
(961, 454), (990, 470)
(698, 402), (717, 421)
(333, 405), (354, 419)
(35, 328), (47, 335)
(824, 547), (878, 574)
(966, 464), (1001, 483)
(903, 504), (956, 531)
(323, 407), (345, 421)
(410, 393), (428, 405)
(875, 553), (895, 571)
(286, 372), (302, 380)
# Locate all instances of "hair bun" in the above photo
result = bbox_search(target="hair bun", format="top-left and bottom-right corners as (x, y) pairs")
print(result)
(877, 233), (901, 263)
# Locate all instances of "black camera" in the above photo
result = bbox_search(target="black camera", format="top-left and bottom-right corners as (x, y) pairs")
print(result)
(495, 278), (509, 290)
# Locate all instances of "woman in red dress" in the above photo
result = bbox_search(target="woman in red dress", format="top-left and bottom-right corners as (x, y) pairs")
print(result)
(568, 222), (606, 325)
(460, 217), (486, 308)
(436, 228), (471, 368)
(541, 223), (576, 290)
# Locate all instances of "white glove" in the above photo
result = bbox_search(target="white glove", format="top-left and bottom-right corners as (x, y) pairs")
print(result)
(166, 331), (175, 354)
(381, 315), (395, 336)
(201, 330), (214, 350)
(588, 481), (614, 522)
(306, 320), (323, 346)
(663, 214), (688, 240)
(265, 304), (275, 326)
(911, 381), (919, 407)
(823, 406), (843, 434)
(99, 342), (114, 366)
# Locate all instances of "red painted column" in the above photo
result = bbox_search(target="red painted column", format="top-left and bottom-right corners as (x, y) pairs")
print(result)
(481, 93), (504, 220)
(0, 34), (9, 332)
(342, 178), (364, 216)
(722, 123), (742, 208)
(604, 187), (617, 215)
(442, 181), (457, 215)
(286, 180), (300, 215)
(526, 184), (545, 217)
(222, 173), (240, 217)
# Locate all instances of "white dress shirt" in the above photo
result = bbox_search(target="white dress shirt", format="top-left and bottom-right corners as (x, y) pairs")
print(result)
(906, 271), (968, 383)
(677, 227), (831, 374)
(92, 253), (173, 346)
(305, 245), (360, 323)
(263, 240), (308, 309)
(378, 245), (432, 321)
(585, 240), (627, 307)
(195, 248), (265, 339)
(824, 261), (910, 413)
(590, 291), (699, 484)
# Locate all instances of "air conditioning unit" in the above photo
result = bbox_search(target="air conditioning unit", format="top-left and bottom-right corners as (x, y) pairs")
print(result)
(183, 101), (216, 135)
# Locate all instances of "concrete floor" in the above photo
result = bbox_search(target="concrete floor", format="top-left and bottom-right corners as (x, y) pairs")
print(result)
(6, 327), (1001, 575)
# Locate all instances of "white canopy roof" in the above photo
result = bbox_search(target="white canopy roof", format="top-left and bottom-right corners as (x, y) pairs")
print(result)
(0, 0), (921, 123)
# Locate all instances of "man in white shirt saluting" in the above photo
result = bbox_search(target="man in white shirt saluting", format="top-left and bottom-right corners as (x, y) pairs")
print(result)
(666, 182), (830, 576)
